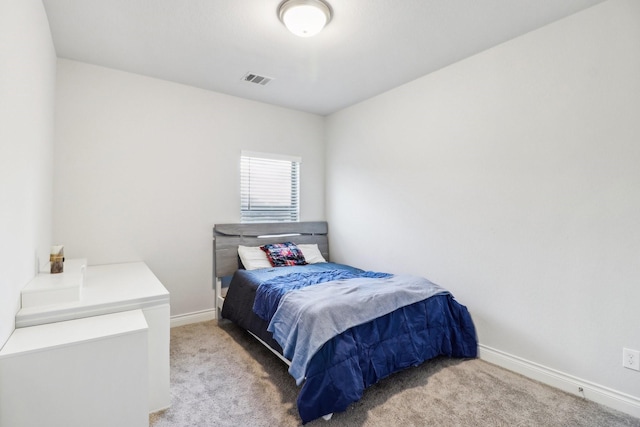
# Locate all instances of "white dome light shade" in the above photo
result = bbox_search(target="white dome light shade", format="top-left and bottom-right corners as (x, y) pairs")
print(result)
(278, 0), (332, 38)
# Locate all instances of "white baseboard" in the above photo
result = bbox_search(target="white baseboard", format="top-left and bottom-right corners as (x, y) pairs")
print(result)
(479, 344), (640, 419)
(170, 309), (216, 328)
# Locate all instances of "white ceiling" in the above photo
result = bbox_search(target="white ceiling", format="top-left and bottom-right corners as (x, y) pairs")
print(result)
(43, 0), (606, 116)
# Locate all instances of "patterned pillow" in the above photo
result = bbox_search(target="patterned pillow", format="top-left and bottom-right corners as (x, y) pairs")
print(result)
(260, 242), (307, 267)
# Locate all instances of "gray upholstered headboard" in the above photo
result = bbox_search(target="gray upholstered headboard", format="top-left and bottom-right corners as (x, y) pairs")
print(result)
(213, 221), (329, 279)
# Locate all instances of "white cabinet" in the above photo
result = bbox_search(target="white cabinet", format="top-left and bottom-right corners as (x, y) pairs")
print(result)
(0, 310), (149, 427)
(14, 261), (170, 413)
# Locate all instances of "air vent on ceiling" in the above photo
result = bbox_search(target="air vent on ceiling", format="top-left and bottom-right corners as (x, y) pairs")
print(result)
(242, 72), (273, 86)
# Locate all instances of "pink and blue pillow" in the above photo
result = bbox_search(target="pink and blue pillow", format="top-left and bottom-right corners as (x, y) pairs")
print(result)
(260, 242), (307, 267)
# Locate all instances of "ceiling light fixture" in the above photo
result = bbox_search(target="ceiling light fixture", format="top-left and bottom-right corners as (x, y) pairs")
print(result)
(278, 0), (332, 38)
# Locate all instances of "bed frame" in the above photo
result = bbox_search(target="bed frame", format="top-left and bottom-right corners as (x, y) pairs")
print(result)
(212, 221), (329, 317)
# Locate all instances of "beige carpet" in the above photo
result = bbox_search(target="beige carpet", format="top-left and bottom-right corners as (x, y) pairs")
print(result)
(150, 320), (640, 426)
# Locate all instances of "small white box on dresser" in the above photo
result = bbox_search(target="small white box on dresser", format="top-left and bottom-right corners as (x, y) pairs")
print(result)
(20, 258), (86, 308)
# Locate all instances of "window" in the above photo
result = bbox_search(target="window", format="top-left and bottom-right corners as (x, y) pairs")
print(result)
(240, 151), (300, 223)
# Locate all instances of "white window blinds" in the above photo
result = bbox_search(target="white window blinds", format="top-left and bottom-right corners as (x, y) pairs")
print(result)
(240, 151), (301, 223)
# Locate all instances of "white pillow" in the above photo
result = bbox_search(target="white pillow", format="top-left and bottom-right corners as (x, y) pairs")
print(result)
(297, 244), (327, 264)
(238, 245), (272, 270)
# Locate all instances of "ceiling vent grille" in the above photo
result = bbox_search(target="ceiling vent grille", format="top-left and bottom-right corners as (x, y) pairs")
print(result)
(242, 72), (273, 86)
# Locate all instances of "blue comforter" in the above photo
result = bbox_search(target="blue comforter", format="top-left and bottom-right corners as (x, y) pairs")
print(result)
(240, 263), (477, 423)
(298, 292), (477, 423)
(267, 274), (449, 385)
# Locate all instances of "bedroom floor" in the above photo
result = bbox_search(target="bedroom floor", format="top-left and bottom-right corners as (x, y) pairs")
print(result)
(150, 320), (640, 426)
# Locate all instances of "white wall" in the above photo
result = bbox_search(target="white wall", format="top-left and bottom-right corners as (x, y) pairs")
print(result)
(0, 0), (56, 347)
(326, 0), (640, 412)
(54, 60), (325, 317)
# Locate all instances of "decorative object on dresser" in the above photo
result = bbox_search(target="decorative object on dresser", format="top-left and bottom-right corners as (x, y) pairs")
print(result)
(49, 244), (64, 273)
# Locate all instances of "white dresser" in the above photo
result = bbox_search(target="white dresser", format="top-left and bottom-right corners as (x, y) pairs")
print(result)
(0, 310), (149, 427)
(8, 261), (171, 417)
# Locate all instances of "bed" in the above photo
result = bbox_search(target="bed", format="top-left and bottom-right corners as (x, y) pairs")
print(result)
(214, 221), (478, 423)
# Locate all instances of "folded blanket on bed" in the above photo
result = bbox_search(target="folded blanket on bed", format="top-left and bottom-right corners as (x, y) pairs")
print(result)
(267, 274), (449, 385)
(253, 268), (391, 322)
